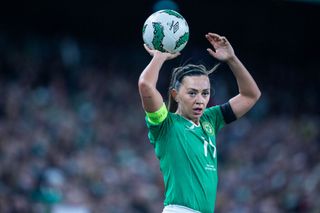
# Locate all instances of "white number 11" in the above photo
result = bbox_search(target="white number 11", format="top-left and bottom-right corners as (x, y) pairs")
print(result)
(202, 137), (216, 158)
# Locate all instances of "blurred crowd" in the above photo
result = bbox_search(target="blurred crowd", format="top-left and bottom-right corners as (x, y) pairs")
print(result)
(0, 36), (319, 213)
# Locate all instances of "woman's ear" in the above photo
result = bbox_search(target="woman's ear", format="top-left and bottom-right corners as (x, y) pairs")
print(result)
(171, 89), (178, 102)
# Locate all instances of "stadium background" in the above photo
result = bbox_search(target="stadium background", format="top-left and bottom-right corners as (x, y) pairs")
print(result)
(0, 0), (319, 212)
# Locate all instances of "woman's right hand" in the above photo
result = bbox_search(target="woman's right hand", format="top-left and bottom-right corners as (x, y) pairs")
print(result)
(144, 44), (180, 60)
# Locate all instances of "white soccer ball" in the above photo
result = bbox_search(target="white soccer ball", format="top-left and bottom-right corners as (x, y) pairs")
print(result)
(142, 9), (189, 53)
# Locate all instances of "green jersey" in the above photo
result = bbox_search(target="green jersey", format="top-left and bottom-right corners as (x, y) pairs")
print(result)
(146, 105), (225, 213)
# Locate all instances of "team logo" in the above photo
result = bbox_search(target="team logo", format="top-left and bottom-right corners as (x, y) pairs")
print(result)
(202, 121), (214, 136)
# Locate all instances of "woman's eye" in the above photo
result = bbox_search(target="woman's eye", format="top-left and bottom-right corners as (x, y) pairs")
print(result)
(188, 92), (196, 97)
(202, 92), (210, 96)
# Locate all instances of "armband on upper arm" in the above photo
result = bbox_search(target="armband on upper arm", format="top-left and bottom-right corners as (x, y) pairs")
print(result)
(220, 102), (237, 124)
(146, 103), (168, 125)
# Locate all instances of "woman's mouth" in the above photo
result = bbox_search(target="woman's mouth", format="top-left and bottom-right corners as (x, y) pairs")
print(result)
(193, 107), (203, 115)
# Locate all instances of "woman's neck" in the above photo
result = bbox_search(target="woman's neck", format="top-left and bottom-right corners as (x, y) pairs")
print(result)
(175, 110), (200, 125)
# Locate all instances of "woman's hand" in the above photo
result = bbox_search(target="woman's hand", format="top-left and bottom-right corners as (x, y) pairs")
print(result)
(144, 44), (180, 61)
(205, 33), (235, 62)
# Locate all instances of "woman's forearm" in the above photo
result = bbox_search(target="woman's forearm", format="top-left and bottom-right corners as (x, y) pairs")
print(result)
(139, 54), (167, 88)
(227, 56), (261, 100)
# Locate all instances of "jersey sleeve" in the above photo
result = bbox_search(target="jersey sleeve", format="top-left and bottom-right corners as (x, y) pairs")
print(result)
(203, 105), (226, 134)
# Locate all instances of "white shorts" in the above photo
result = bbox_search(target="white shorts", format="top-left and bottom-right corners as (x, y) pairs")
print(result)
(162, 205), (201, 213)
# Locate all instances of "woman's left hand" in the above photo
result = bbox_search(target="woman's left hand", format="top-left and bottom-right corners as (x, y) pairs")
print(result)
(206, 33), (235, 62)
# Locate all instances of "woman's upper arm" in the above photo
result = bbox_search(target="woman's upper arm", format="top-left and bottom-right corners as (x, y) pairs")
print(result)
(138, 79), (164, 112)
(229, 94), (259, 119)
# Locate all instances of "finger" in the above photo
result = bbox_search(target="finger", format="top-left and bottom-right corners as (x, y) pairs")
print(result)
(207, 32), (220, 37)
(205, 34), (213, 42)
(143, 44), (151, 51)
(206, 36), (220, 49)
(206, 34), (220, 47)
(221, 36), (228, 44)
(143, 44), (154, 56)
(208, 33), (228, 43)
(207, 33), (221, 41)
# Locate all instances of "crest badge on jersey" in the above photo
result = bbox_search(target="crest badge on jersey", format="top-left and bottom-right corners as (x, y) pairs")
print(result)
(202, 121), (214, 136)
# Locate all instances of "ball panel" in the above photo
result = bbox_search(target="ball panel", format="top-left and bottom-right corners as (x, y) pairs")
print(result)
(160, 9), (184, 20)
(174, 31), (189, 52)
(151, 22), (166, 52)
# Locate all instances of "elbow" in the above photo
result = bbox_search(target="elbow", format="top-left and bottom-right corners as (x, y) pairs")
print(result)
(253, 88), (262, 103)
(244, 88), (261, 104)
(138, 78), (154, 94)
(256, 89), (262, 100)
(242, 87), (261, 103)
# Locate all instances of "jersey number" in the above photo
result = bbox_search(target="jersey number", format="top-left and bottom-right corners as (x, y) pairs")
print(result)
(201, 136), (216, 158)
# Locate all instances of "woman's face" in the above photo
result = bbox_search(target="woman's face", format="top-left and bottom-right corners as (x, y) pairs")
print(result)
(175, 75), (210, 124)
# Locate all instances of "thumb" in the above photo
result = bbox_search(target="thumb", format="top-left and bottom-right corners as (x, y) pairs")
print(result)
(207, 48), (217, 58)
(170, 52), (181, 59)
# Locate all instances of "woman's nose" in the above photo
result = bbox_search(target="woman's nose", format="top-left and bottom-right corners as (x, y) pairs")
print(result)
(195, 95), (205, 104)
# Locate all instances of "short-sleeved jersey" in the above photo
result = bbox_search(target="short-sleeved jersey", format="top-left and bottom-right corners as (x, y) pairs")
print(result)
(145, 105), (225, 213)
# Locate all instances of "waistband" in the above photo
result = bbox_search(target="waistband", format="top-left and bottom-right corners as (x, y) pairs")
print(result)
(162, 204), (201, 213)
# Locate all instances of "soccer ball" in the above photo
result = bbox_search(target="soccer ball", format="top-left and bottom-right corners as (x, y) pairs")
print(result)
(142, 9), (189, 53)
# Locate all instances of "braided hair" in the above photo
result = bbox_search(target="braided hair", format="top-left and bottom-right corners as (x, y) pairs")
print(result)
(167, 63), (220, 112)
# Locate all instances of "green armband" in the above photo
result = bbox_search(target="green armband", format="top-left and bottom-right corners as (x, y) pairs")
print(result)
(146, 103), (168, 125)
